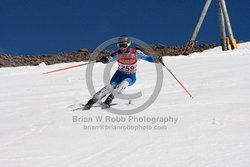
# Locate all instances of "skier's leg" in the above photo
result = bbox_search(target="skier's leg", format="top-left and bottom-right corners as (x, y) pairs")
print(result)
(102, 71), (122, 107)
(103, 93), (114, 107)
(115, 80), (130, 93)
(103, 80), (129, 108)
(93, 84), (114, 100)
(84, 84), (114, 109)
(100, 70), (136, 108)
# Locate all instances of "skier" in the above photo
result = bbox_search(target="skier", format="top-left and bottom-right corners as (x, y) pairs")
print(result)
(84, 35), (162, 110)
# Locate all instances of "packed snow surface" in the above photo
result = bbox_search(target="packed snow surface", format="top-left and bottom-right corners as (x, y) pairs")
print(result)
(1, 43), (250, 167)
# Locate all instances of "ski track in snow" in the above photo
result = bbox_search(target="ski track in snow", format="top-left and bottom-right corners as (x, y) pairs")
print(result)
(0, 43), (250, 166)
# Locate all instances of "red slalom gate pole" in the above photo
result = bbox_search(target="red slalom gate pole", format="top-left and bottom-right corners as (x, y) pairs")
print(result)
(161, 61), (193, 99)
(43, 61), (96, 75)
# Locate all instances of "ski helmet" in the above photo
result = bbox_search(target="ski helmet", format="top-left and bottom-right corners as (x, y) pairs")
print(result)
(117, 35), (131, 48)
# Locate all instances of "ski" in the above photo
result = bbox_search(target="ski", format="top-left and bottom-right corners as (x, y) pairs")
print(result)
(69, 103), (118, 111)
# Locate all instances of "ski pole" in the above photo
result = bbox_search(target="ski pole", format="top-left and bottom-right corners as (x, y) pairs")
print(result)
(43, 61), (96, 75)
(160, 61), (193, 98)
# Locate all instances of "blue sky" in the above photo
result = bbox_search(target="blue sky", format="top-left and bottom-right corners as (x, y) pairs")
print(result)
(0, 0), (249, 55)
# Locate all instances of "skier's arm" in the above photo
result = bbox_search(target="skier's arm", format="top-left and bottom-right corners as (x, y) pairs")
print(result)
(97, 52), (118, 64)
(106, 52), (119, 63)
(136, 50), (156, 63)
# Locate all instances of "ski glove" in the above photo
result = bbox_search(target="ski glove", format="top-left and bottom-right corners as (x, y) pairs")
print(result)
(155, 55), (163, 64)
(97, 56), (109, 63)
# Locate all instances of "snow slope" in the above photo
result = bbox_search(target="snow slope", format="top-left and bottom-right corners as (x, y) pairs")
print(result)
(1, 43), (250, 167)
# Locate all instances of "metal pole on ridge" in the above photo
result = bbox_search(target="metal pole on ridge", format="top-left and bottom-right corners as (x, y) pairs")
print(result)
(216, 0), (227, 50)
(183, 0), (238, 55)
(218, 0), (238, 49)
(183, 0), (212, 55)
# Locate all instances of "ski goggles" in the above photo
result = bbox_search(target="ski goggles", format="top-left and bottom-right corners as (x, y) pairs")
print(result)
(117, 42), (130, 49)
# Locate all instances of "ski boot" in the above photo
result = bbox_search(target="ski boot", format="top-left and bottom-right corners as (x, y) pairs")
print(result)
(102, 94), (114, 109)
(83, 98), (98, 110)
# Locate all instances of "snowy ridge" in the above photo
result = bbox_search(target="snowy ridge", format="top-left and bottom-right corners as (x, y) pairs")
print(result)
(0, 43), (250, 167)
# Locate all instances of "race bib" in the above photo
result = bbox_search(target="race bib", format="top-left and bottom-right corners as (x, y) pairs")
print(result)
(118, 63), (137, 74)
